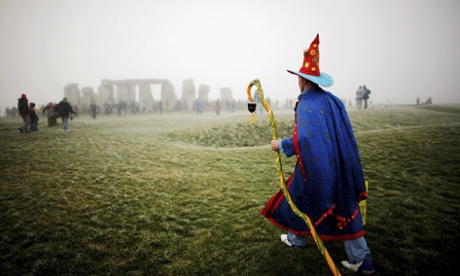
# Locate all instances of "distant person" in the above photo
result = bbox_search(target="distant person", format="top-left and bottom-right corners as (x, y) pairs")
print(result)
(117, 101), (127, 116)
(17, 93), (30, 133)
(416, 97), (420, 106)
(362, 85), (371, 109)
(42, 102), (57, 127)
(54, 98), (75, 132)
(194, 99), (202, 114)
(73, 104), (79, 118)
(140, 100), (147, 113)
(165, 100), (170, 113)
(253, 89), (263, 113)
(29, 102), (39, 131)
(89, 101), (98, 119)
(214, 99), (221, 115)
(104, 102), (112, 115)
(355, 86), (364, 110)
(158, 100), (163, 114)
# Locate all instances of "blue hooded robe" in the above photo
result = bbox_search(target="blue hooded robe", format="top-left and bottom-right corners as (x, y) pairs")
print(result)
(260, 86), (368, 241)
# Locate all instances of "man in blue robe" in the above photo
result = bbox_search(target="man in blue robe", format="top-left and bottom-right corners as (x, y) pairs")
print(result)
(260, 34), (375, 274)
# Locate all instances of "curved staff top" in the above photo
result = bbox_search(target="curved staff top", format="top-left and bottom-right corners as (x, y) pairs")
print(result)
(246, 79), (342, 276)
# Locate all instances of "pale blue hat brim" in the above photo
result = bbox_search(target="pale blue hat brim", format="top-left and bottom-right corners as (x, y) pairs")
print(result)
(287, 69), (334, 87)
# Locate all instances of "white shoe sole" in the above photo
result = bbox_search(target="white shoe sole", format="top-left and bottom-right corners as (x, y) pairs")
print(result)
(341, 260), (363, 272)
(280, 234), (293, 247)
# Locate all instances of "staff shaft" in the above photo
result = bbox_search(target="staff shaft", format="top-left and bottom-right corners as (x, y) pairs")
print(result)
(246, 79), (341, 276)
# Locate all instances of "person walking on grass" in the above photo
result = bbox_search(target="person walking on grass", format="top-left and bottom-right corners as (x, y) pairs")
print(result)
(54, 97), (75, 132)
(260, 34), (376, 274)
(363, 85), (371, 109)
(42, 102), (57, 127)
(29, 102), (39, 131)
(356, 86), (364, 109)
(89, 101), (98, 119)
(214, 99), (221, 115)
(17, 93), (30, 133)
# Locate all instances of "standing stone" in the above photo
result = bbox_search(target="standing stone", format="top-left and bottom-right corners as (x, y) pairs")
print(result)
(64, 83), (81, 106)
(198, 84), (210, 107)
(181, 79), (196, 112)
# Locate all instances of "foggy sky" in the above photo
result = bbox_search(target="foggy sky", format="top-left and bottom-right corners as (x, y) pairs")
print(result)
(1, 0), (459, 112)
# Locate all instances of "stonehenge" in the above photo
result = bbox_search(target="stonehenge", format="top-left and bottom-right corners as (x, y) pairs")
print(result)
(63, 78), (233, 113)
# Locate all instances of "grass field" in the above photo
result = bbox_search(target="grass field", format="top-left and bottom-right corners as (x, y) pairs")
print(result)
(1, 104), (459, 275)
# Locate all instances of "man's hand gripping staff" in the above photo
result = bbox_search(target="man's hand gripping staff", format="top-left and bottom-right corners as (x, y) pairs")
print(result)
(246, 79), (342, 276)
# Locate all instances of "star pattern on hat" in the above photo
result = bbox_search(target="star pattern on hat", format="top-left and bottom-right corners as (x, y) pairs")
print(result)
(300, 36), (320, 76)
(287, 33), (334, 87)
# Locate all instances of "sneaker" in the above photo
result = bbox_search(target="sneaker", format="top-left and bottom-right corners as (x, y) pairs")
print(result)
(280, 234), (306, 249)
(341, 260), (362, 272)
(358, 257), (376, 274)
(280, 234), (293, 247)
(18, 128), (23, 133)
(341, 257), (375, 274)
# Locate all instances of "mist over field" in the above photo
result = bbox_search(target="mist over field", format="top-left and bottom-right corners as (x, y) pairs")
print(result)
(1, 0), (460, 114)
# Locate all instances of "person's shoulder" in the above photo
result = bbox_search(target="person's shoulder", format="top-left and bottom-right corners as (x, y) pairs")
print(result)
(301, 88), (326, 103)
(316, 90), (345, 107)
(323, 90), (341, 101)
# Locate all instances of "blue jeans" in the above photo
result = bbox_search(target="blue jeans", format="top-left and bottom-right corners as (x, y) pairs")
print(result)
(30, 120), (38, 130)
(21, 115), (30, 130)
(62, 116), (69, 131)
(287, 232), (371, 262)
(344, 236), (371, 263)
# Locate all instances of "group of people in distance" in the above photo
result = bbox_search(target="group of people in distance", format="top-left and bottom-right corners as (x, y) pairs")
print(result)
(17, 94), (38, 133)
(17, 94), (75, 133)
(355, 85), (371, 109)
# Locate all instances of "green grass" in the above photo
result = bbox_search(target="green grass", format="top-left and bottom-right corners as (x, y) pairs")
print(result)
(1, 104), (459, 275)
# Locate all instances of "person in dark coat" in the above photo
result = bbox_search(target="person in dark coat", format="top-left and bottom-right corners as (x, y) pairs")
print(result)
(17, 93), (30, 133)
(89, 101), (98, 119)
(363, 85), (371, 109)
(54, 98), (75, 132)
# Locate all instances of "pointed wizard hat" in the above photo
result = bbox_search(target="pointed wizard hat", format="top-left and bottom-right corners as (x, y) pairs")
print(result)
(287, 33), (333, 87)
